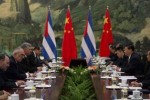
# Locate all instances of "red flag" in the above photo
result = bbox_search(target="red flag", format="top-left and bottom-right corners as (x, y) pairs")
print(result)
(99, 8), (114, 57)
(62, 8), (77, 66)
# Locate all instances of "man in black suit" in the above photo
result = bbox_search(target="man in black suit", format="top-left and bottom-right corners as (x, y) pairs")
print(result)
(115, 44), (143, 76)
(0, 52), (25, 90)
(20, 42), (39, 73)
(5, 47), (28, 80)
(113, 46), (128, 68)
(28, 46), (43, 70)
(131, 51), (150, 89)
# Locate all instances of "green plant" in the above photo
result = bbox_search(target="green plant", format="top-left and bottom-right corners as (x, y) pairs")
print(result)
(60, 67), (96, 100)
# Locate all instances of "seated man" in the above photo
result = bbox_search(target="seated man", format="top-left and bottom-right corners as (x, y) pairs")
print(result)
(114, 44), (143, 76)
(5, 47), (29, 80)
(0, 90), (10, 100)
(131, 51), (150, 89)
(0, 52), (25, 90)
(113, 46), (128, 68)
(28, 46), (42, 70)
(20, 42), (41, 73)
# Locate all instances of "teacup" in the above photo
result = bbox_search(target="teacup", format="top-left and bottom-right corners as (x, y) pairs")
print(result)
(121, 78), (127, 86)
(42, 66), (47, 71)
(26, 80), (34, 87)
(132, 90), (143, 99)
(36, 72), (42, 78)
(11, 92), (19, 100)
(112, 71), (118, 77)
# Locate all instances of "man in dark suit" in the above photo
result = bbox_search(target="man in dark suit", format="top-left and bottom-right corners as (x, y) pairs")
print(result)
(20, 42), (39, 73)
(113, 46), (128, 68)
(0, 52), (25, 90)
(28, 46), (43, 69)
(131, 51), (150, 89)
(115, 44), (143, 76)
(5, 47), (28, 80)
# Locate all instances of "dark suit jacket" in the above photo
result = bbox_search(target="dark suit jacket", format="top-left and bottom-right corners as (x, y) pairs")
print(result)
(20, 55), (37, 73)
(138, 62), (150, 88)
(0, 69), (17, 90)
(5, 56), (27, 80)
(121, 52), (143, 76)
(114, 55), (128, 68)
(28, 52), (42, 68)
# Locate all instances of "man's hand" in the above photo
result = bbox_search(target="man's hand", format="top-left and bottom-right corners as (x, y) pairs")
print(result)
(131, 81), (141, 87)
(0, 90), (10, 100)
(16, 80), (25, 86)
(37, 67), (42, 71)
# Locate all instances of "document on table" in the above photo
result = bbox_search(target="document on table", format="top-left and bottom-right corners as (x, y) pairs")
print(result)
(119, 76), (137, 80)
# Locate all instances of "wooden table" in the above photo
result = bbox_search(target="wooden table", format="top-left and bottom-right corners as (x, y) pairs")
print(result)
(91, 74), (150, 100)
(7, 74), (66, 100)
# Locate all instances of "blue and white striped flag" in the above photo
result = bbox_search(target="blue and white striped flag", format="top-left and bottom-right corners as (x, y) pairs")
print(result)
(42, 10), (57, 60)
(80, 9), (96, 64)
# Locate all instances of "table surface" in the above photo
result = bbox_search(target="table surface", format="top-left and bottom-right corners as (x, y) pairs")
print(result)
(7, 74), (66, 100)
(6, 73), (150, 100)
(91, 74), (150, 100)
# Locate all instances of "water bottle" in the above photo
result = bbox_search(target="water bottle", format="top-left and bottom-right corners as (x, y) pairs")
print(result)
(111, 89), (117, 100)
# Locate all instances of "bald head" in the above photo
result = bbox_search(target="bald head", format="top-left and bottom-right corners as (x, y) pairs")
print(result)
(13, 47), (25, 62)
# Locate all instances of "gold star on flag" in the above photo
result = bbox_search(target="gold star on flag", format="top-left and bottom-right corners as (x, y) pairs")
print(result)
(68, 30), (70, 33)
(104, 17), (108, 24)
(65, 18), (69, 24)
(71, 28), (74, 31)
(64, 30), (66, 33)
(106, 30), (109, 33)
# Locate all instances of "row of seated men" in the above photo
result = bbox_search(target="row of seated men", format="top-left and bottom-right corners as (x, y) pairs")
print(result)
(107, 43), (150, 89)
(0, 42), (46, 92)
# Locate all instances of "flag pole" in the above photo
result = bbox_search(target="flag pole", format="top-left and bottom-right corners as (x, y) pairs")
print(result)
(107, 6), (109, 9)
(68, 5), (70, 10)
(89, 5), (91, 10)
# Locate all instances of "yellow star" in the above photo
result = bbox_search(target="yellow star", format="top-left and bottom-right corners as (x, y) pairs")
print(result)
(71, 27), (73, 31)
(104, 17), (108, 24)
(65, 18), (69, 24)
(68, 30), (70, 33)
(110, 28), (112, 30)
(103, 30), (105, 33)
(106, 30), (109, 33)
(64, 30), (66, 33)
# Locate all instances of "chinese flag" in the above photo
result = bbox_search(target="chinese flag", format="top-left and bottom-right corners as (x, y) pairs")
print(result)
(62, 8), (77, 66)
(99, 8), (114, 57)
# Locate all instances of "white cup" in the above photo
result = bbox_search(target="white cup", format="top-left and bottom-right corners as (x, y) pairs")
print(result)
(36, 72), (42, 78)
(112, 71), (118, 77)
(26, 80), (34, 87)
(42, 66), (47, 71)
(11, 92), (19, 100)
(121, 78), (127, 86)
(29, 90), (36, 99)
(133, 90), (143, 99)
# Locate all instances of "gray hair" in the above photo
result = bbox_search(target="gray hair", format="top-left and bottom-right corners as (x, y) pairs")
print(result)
(20, 42), (32, 49)
(13, 47), (24, 55)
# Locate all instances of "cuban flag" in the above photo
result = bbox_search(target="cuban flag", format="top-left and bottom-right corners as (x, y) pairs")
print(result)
(42, 10), (57, 61)
(80, 9), (96, 64)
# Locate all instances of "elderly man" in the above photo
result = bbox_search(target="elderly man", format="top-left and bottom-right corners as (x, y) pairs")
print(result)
(131, 51), (150, 89)
(20, 42), (39, 73)
(5, 47), (28, 80)
(0, 52), (25, 90)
